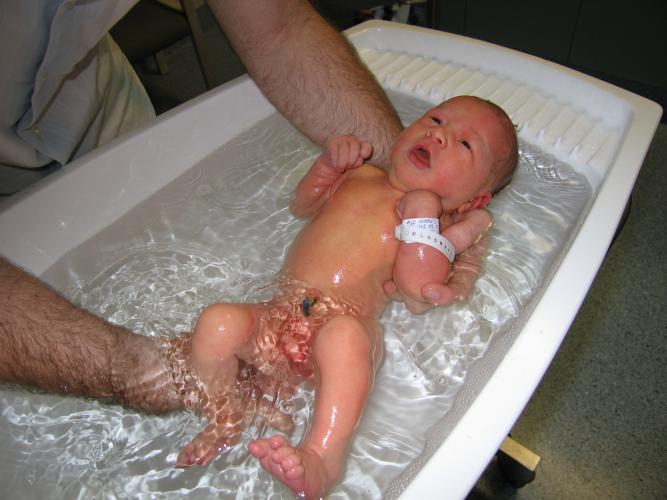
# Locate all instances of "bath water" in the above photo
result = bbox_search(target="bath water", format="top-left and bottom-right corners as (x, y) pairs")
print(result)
(0, 93), (590, 498)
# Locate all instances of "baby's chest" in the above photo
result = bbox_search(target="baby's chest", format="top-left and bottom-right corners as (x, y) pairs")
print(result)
(333, 178), (399, 221)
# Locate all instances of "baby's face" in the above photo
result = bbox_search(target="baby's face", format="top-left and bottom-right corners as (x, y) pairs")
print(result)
(388, 96), (512, 211)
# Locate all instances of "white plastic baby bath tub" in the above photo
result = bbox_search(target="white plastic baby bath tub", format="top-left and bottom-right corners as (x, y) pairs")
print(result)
(0, 20), (661, 499)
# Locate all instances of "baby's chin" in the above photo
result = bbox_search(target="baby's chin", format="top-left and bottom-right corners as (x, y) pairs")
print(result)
(386, 168), (409, 192)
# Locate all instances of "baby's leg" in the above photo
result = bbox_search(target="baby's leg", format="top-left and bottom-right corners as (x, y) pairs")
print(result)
(249, 315), (378, 498)
(177, 303), (258, 467)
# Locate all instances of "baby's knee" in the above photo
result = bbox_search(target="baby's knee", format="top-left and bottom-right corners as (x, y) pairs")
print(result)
(196, 303), (251, 332)
(316, 315), (373, 360)
(192, 303), (254, 356)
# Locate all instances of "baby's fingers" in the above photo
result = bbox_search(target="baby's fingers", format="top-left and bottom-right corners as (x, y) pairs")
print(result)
(345, 139), (360, 168)
(422, 283), (460, 306)
(327, 140), (344, 170)
(343, 139), (371, 169)
(325, 136), (372, 170)
(357, 141), (373, 166)
(382, 280), (401, 301)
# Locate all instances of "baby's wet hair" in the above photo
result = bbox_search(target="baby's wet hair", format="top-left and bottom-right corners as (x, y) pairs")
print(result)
(472, 96), (519, 194)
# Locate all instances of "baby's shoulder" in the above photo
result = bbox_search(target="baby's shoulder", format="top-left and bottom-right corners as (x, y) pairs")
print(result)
(337, 164), (396, 205)
(347, 163), (387, 182)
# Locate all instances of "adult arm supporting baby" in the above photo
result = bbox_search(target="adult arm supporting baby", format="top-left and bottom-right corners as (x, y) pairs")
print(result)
(208, 0), (402, 169)
(0, 256), (182, 413)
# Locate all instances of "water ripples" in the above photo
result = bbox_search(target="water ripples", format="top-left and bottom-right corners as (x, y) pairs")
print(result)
(0, 96), (591, 498)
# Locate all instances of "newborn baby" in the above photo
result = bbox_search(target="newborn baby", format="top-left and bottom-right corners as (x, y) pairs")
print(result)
(171, 96), (518, 499)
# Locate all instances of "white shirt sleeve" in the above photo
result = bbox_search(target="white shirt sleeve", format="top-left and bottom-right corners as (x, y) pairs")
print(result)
(0, 0), (155, 169)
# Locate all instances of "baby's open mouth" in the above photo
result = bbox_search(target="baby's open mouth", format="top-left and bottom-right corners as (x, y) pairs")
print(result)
(410, 145), (430, 169)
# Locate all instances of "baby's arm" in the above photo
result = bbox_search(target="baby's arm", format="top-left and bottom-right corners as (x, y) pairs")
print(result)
(290, 136), (372, 218)
(391, 190), (450, 313)
(390, 192), (493, 313)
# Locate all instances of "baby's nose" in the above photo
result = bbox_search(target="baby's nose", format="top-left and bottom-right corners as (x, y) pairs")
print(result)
(427, 127), (447, 145)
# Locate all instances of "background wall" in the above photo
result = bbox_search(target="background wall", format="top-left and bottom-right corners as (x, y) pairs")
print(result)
(430, 0), (666, 119)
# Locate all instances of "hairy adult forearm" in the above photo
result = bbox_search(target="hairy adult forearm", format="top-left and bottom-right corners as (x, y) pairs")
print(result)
(208, 0), (402, 168)
(0, 257), (182, 412)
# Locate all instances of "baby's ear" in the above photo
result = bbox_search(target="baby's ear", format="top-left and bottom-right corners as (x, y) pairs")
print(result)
(457, 191), (493, 213)
(473, 191), (493, 208)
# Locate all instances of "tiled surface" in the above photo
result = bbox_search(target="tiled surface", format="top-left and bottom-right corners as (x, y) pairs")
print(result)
(358, 47), (622, 181)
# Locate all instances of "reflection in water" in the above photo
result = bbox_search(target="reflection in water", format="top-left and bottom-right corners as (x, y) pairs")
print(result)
(0, 93), (590, 498)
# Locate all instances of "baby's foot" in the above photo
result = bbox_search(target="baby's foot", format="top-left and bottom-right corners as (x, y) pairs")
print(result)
(254, 398), (295, 434)
(176, 431), (221, 467)
(176, 403), (243, 467)
(249, 435), (333, 499)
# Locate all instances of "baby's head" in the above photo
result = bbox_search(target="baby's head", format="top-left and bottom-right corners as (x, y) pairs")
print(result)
(389, 95), (518, 212)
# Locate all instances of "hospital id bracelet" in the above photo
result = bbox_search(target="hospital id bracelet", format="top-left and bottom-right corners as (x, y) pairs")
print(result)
(394, 218), (456, 262)
(401, 217), (440, 232)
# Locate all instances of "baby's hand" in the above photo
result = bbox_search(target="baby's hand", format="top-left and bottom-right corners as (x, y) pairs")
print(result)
(396, 190), (442, 219)
(323, 136), (373, 173)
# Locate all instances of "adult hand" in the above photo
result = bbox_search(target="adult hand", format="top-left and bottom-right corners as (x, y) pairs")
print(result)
(0, 256), (182, 412)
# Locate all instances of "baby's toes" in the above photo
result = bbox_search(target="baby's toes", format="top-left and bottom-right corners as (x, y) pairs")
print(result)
(248, 439), (271, 460)
(271, 442), (303, 473)
(283, 463), (305, 481)
(183, 435), (220, 467)
(269, 434), (289, 449)
(176, 442), (200, 467)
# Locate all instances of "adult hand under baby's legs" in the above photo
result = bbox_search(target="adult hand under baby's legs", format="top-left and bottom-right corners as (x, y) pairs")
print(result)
(176, 374), (297, 467)
(173, 303), (298, 467)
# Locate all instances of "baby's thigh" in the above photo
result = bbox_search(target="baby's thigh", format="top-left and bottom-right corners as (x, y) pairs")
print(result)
(314, 315), (381, 370)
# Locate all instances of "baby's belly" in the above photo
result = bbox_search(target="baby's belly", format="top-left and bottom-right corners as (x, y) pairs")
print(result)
(283, 180), (400, 316)
(282, 242), (394, 318)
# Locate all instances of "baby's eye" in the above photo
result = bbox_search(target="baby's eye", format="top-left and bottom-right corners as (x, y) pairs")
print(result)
(430, 116), (442, 125)
(459, 139), (471, 150)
